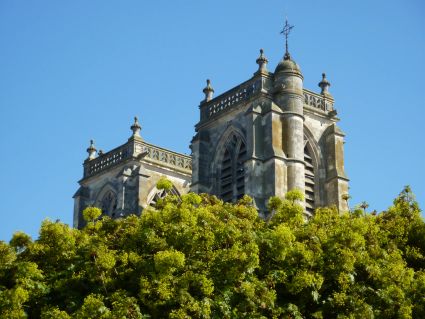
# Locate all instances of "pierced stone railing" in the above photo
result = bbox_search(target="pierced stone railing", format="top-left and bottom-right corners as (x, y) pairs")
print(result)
(84, 140), (191, 179)
(303, 89), (334, 112)
(84, 144), (131, 178)
(140, 142), (192, 172)
(200, 78), (262, 121)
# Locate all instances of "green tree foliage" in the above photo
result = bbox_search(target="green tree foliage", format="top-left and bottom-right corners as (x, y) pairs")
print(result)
(156, 177), (174, 191)
(82, 207), (102, 222)
(0, 185), (424, 318)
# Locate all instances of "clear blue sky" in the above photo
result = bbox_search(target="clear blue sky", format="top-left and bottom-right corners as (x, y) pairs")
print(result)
(0, 0), (424, 241)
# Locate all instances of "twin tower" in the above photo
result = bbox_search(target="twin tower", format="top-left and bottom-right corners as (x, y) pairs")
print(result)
(73, 38), (349, 227)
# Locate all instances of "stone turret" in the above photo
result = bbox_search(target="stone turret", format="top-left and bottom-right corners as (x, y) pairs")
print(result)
(273, 50), (305, 207)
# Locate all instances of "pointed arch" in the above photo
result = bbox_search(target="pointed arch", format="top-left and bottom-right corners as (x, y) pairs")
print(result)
(213, 126), (247, 202)
(95, 183), (118, 217)
(303, 124), (324, 214)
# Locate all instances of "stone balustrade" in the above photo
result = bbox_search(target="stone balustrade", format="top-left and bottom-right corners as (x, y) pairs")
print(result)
(140, 141), (192, 173)
(84, 140), (191, 179)
(303, 89), (334, 112)
(84, 144), (131, 178)
(200, 78), (262, 121)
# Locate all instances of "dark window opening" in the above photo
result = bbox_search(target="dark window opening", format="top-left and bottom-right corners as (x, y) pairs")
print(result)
(304, 145), (315, 215)
(219, 135), (246, 203)
(101, 191), (117, 217)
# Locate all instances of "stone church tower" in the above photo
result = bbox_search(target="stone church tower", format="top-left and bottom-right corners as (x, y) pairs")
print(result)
(191, 45), (348, 215)
(73, 33), (349, 227)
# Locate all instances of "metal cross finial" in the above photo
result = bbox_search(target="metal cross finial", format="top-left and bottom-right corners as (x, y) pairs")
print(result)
(280, 18), (294, 59)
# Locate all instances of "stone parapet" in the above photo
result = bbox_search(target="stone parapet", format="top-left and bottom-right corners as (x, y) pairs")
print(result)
(141, 141), (192, 175)
(83, 144), (131, 178)
(199, 77), (264, 123)
(303, 89), (334, 112)
(83, 140), (191, 180)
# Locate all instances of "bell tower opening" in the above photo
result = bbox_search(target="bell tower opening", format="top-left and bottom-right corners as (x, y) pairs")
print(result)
(219, 134), (246, 202)
(304, 144), (315, 214)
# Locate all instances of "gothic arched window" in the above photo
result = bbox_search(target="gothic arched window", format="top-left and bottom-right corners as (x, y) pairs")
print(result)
(304, 144), (315, 215)
(100, 191), (117, 217)
(219, 134), (246, 202)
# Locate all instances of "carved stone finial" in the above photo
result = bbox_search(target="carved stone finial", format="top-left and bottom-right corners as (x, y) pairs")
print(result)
(318, 72), (331, 95)
(203, 79), (214, 102)
(86, 139), (97, 160)
(256, 48), (268, 73)
(130, 116), (142, 137)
